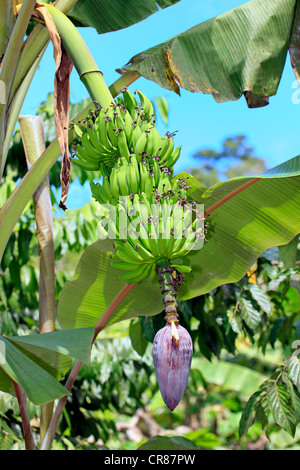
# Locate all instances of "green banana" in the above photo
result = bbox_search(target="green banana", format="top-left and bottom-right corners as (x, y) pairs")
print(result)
(90, 182), (106, 204)
(94, 110), (115, 151)
(102, 175), (114, 201)
(157, 215), (167, 254)
(138, 162), (149, 193)
(134, 131), (147, 156)
(149, 127), (162, 156)
(121, 108), (133, 144)
(164, 145), (181, 168)
(117, 129), (131, 161)
(109, 168), (121, 199)
(114, 113), (125, 132)
(127, 160), (139, 194)
(158, 136), (174, 166)
(156, 136), (170, 160)
(111, 249), (141, 265)
(117, 263), (151, 283)
(131, 125), (142, 152)
(147, 230), (160, 259)
(74, 144), (100, 164)
(135, 90), (154, 121)
(152, 159), (161, 186)
(81, 132), (104, 161)
(110, 260), (141, 271)
(123, 90), (139, 121)
(117, 164), (130, 196)
(85, 120), (107, 155)
(136, 222), (152, 253)
(139, 192), (151, 217)
(144, 173), (155, 199)
(123, 240), (144, 262)
(71, 156), (99, 171)
(144, 263), (157, 282)
(135, 243), (154, 261)
(138, 118), (150, 133)
(99, 162), (111, 177)
(105, 108), (119, 148)
(73, 123), (83, 139)
(144, 130), (154, 156)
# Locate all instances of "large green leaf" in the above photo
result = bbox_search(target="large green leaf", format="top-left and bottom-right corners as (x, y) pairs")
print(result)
(0, 336), (69, 405)
(118, 0), (296, 106)
(177, 155), (300, 300)
(192, 358), (267, 396)
(57, 239), (162, 330)
(57, 156), (300, 330)
(0, 328), (94, 405)
(67, 0), (180, 34)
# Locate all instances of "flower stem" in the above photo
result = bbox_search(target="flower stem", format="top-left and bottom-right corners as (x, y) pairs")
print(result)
(157, 259), (178, 322)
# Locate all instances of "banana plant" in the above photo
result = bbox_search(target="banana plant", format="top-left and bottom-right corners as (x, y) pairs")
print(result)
(0, 0), (300, 451)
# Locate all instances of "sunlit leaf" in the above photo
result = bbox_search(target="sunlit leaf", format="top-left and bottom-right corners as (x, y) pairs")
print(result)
(247, 284), (271, 315)
(176, 155), (300, 300)
(286, 355), (300, 388)
(0, 328), (94, 404)
(57, 239), (162, 330)
(267, 381), (296, 437)
(119, 0), (295, 106)
(67, 0), (180, 34)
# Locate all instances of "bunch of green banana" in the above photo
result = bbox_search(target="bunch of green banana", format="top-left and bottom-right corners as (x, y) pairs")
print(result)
(104, 180), (205, 282)
(70, 89), (181, 173)
(90, 151), (176, 205)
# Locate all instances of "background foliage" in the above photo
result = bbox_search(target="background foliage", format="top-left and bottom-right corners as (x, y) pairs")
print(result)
(1, 92), (299, 448)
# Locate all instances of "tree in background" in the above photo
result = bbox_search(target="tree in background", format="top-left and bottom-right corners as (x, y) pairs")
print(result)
(188, 135), (268, 187)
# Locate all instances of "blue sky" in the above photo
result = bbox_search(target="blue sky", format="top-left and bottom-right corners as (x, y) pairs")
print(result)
(20, 0), (300, 210)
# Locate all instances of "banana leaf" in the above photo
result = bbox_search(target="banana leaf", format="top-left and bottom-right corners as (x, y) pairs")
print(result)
(57, 155), (300, 330)
(0, 327), (94, 404)
(57, 239), (162, 330)
(67, 0), (180, 33)
(118, 0), (296, 107)
(178, 154), (300, 300)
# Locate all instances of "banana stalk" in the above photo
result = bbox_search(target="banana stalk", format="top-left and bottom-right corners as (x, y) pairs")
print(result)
(38, 2), (113, 108)
(1, 0), (82, 178)
(157, 259), (178, 321)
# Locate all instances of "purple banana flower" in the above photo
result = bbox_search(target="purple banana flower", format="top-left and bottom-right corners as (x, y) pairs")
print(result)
(152, 321), (193, 411)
